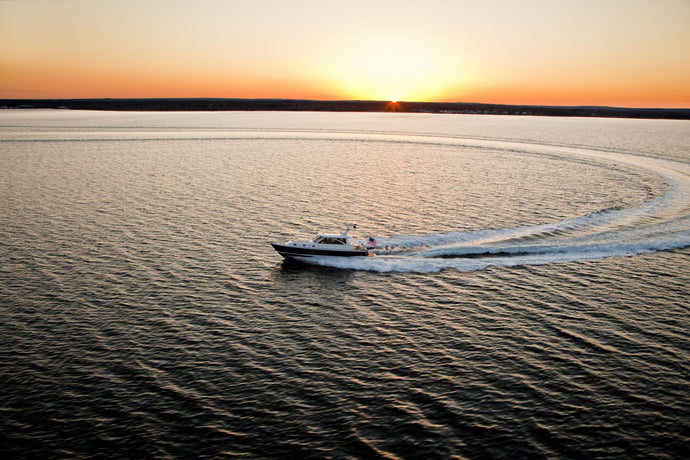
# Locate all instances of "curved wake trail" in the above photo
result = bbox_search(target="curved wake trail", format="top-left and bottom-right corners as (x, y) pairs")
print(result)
(301, 143), (690, 273)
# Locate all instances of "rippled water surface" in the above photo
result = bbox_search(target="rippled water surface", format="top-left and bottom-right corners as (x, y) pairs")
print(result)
(1, 110), (689, 458)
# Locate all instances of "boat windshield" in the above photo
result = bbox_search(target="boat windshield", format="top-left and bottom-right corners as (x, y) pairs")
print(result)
(313, 236), (346, 245)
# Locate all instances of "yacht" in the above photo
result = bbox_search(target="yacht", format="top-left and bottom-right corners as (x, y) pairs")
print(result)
(271, 226), (373, 258)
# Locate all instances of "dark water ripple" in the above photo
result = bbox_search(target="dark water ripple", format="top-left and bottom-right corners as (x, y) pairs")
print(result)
(1, 112), (689, 459)
(3, 254), (689, 458)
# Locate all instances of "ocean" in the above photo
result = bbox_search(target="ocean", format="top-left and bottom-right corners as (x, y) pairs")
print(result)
(1, 110), (688, 458)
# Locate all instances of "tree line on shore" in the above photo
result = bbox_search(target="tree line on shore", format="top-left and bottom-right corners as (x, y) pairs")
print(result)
(1, 98), (688, 119)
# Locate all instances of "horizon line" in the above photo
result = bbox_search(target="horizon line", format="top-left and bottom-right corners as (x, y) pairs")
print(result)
(1, 98), (688, 120)
(2, 97), (690, 111)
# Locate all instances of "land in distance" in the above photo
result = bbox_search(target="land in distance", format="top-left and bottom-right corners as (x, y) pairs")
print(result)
(1, 98), (688, 120)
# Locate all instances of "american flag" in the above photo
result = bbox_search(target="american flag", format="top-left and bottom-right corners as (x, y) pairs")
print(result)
(367, 237), (376, 247)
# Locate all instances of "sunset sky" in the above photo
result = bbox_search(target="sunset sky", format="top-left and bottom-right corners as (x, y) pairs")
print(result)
(1, 0), (689, 107)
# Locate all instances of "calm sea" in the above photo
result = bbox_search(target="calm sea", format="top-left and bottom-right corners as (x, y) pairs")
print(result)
(1, 110), (689, 459)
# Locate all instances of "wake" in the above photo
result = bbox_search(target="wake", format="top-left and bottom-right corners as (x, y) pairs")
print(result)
(298, 142), (690, 273)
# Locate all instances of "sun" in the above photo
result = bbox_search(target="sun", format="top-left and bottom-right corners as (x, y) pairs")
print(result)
(322, 32), (465, 102)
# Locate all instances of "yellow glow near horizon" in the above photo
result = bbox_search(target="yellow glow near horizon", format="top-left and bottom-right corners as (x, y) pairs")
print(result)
(322, 33), (469, 102)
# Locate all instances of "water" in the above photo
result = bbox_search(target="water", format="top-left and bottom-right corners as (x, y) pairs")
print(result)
(1, 110), (688, 458)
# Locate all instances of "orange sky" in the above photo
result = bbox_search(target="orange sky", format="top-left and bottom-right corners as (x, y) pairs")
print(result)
(1, 0), (689, 107)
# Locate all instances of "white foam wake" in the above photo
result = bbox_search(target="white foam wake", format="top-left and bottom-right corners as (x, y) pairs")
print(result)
(298, 141), (690, 273)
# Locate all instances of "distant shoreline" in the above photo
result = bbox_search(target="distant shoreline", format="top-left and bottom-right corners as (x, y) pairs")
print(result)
(1, 98), (688, 120)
